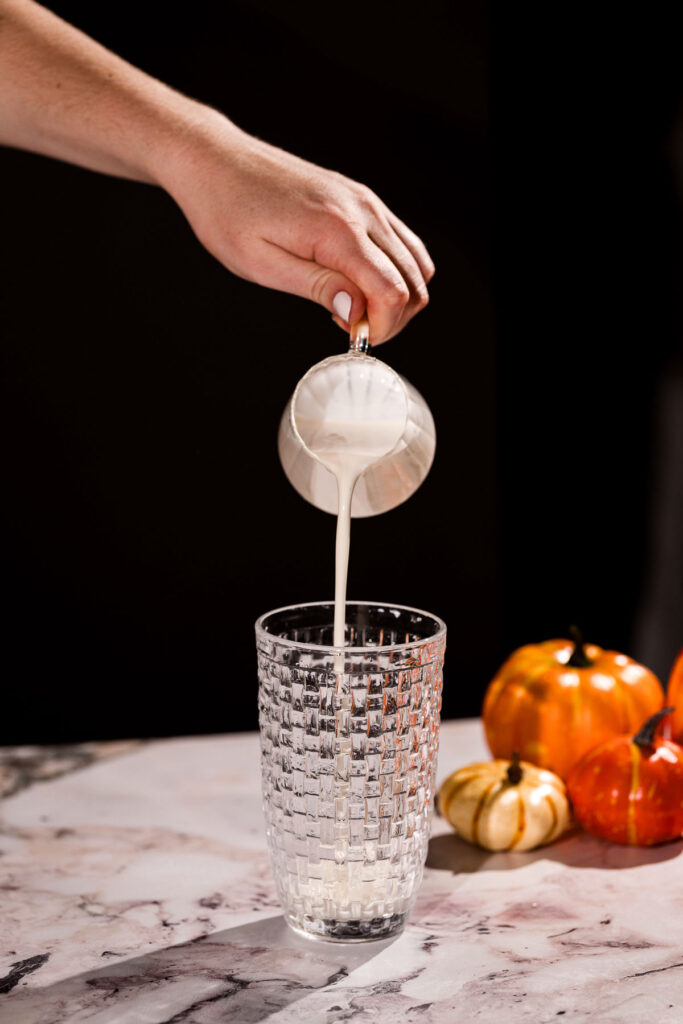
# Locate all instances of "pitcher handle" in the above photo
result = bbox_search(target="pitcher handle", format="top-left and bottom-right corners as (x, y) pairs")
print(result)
(349, 316), (370, 355)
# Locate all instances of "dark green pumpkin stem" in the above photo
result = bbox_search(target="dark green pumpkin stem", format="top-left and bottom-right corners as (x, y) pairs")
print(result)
(507, 751), (523, 785)
(567, 624), (593, 668)
(633, 706), (674, 748)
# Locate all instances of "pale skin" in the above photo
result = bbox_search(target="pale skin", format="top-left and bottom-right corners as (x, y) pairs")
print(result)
(0, 0), (434, 344)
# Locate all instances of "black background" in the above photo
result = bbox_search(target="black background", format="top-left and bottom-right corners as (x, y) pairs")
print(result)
(1, 1), (681, 744)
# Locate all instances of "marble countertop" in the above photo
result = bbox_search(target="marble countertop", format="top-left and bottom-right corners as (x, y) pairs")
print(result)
(2, 719), (683, 1023)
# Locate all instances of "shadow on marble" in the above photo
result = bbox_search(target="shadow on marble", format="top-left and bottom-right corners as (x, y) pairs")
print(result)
(427, 830), (683, 874)
(0, 740), (142, 799)
(2, 913), (400, 1024)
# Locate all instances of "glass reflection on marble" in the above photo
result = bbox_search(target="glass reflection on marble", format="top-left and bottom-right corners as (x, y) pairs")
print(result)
(255, 601), (446, 942)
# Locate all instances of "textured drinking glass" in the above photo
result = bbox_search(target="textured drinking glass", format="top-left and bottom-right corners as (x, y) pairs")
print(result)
(256, 601), (446, 942)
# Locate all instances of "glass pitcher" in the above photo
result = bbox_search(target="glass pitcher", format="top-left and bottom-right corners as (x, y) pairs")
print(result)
(278, 319), (436, 517)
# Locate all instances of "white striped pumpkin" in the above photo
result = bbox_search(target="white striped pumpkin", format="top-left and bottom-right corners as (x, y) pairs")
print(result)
(437, 754), (571, 851)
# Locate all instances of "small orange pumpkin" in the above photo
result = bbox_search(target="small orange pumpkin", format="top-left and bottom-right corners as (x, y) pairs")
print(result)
(567, 707), (683, 845)
(665, 648), (683, 743)
(483, 628), (663, 779)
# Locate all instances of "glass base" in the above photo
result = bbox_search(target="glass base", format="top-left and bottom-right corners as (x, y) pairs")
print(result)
(285, 911), (407, 943)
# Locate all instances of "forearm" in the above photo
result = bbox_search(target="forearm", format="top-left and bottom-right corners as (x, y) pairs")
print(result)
(0, 0), (223, 183)
(0, 0), (433, 342)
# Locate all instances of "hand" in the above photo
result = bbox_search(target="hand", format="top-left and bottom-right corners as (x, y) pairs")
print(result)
(0, 0), (432, 343)
(157, 111), (435, 345)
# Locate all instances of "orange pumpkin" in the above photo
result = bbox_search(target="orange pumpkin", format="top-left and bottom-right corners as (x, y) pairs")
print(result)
(483, 629), (663, 779)
(567, 707), (683, 845)
(665, 648), (683, 743)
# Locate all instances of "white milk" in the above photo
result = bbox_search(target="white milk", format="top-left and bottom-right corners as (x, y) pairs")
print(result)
(295, 416), (405, 647)
(287, 360), (413, 925)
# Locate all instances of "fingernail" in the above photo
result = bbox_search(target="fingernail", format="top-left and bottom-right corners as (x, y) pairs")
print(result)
(332, 291), (352, 323)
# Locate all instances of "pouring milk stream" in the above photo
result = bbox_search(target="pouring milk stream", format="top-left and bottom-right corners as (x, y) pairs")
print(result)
(278, 317), (436, 651)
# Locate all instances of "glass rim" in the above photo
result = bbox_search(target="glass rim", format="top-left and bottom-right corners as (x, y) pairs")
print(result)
(254, 599), (447, 655)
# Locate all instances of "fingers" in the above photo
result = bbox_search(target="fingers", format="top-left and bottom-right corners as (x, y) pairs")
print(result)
(347, 238), (412, 345)
(257, 228), (431, 347)
(256, 232), (408, 344)
(312, 191), (434, 343)
(386, 212), (436, 284)
(368, 221), (430, 339)
(338, 229), (431, 345)
(315, 229), (417, 345)
(249, 239), (366, 326)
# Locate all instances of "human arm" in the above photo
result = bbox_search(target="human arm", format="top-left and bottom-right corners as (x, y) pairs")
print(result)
(0, 0), (434, 343)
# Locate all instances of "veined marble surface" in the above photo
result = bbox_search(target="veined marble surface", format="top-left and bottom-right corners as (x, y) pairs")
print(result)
(2, 719), (683, 1023)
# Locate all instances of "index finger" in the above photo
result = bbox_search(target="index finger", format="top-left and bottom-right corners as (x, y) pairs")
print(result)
(316, 230), (410, 344)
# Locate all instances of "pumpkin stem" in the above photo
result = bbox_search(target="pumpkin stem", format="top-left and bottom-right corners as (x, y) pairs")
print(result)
(507, 751), (523, 786)
(633, 706), (674, 748)
(567, 625), (593, 668)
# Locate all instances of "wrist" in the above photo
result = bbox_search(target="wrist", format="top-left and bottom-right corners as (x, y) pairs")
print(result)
(144, 96), (249, 196)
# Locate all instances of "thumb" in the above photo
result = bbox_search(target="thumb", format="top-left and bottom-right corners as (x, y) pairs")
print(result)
(253, 243), (366, 327)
